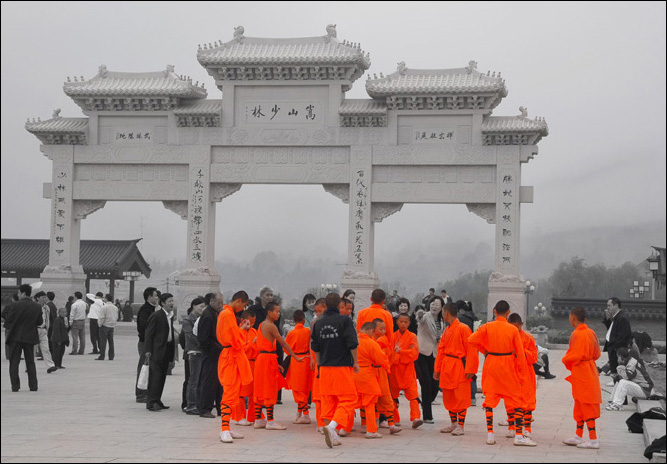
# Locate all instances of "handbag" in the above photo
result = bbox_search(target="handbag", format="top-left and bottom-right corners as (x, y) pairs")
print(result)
(137, 363), (149, 390)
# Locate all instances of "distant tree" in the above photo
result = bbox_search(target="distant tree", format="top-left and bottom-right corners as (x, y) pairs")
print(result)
(436, 270), (492, 315)
(545, 257), (643, 298)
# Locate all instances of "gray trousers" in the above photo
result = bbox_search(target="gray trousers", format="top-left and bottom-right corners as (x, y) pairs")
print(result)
(70, 320), (86, 354)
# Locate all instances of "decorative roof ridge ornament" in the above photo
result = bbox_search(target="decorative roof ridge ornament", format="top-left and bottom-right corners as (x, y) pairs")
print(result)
(397, 61), (407, 76)
(98, 64), (108, 78)
(52, 108), (61, 119)
(519, 106), (528, 118)
(234, 25), (245, 43)
(325, 24), (337, 42)
(164, 64), (175, 77)
(466, 60), (477, 74)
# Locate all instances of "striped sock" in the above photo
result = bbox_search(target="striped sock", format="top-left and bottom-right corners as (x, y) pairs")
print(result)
(576, 421), (584, 438)
(457, 410), (467, 428)
(524, 410), (533, 433)
(449, 411), (457, 424)
(255, 405), (263, 421)
(485, 407), (494, 433)
(585, 418), (597, 440)
(514, 408), (524, 436)
(267, 405), (274, 421)
(507, 409), (516, 430)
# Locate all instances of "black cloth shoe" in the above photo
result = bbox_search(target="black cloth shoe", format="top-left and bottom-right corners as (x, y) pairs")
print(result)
(69, 352), (77, 355)
(89, 351), (99, 355)
(47, 366), (58, 374)
(147, 404), (162, 412)
(95, 357), (104, 360)
(57, 366), (65, 369)
(200, 412), (215, 418)
(185, 409), (200, 415)
(136, 397), (147, 403)
(158, 403), (170, 410)
(543, 373), (556, 379)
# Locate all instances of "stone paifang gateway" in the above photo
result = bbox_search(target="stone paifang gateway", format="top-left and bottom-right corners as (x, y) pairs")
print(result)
(26, 25), (548, 320)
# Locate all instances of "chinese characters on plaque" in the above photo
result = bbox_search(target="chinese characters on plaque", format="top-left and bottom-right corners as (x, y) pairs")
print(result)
(53, 169), (69, 259)
(115, 132), (151, 141)
(190, 169), (205, 263)
(500, 172), (515, 268)
(412, 127), (456, 144)
(354, 170), (368, 265)
(244, 102), (320, 124)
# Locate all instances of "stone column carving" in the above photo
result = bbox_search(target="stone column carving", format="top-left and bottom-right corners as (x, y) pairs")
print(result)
(40, 145), (86, 304)
(466, 203), (496, 224)
(162, 200), (188, 220)
(341, 146), (379, 304)
(322, 183), (349, 204)
(73, 200), (106, 219)
(372, 203), (403, 223)
(210, 183), (242, 202)
(487, 145), (526, 320)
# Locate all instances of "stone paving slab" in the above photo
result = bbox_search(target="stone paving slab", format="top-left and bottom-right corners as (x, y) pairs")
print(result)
(1, 329), (660, 462)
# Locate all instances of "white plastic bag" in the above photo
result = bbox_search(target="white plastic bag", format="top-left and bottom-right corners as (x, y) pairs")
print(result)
(137, 363), (149, 390)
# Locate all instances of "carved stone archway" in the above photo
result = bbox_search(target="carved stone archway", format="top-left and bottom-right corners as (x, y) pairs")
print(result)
(27, 27), (548, 318)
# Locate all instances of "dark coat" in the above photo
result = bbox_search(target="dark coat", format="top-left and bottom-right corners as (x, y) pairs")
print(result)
(144, 309), (175, 364)
(136, 302), (156, 343)
(197, 305), (221, 357)
(603, 309), (632, 353)
(5, 298), (43, 345)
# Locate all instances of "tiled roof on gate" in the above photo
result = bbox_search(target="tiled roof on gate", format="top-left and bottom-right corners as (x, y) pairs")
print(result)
(24, 117), (88, 133)
(1, 239), (151, 278)
(481, 115), (548, 133)
(173, 99), (222, 115)
(63, 65), (207, 99)
(339, 99), (387, 115)
(366, 62), (506, 98)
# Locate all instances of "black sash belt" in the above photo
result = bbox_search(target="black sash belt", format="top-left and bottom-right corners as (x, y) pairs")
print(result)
(294, 351), (310, 356)
(221, 345), (232, 349)
(260, 350), (276, 354)
(446, 354), (463, 360)
(488, 352), (512, 356)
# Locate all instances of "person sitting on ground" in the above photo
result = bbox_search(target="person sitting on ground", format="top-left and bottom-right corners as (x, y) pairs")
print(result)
(605, 347), (655, 411)
(533, 344), (556, 379)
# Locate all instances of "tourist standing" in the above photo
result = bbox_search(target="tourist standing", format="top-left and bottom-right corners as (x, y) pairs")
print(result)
(136, 287), (159, 403)
(97, 293), (118, 360)
(197, 292), (224, 418)
(34, 291), (57, 373)
(87, 292), (104, 355)
(69, 292), (87, 355)
(144, 292), (176, 411)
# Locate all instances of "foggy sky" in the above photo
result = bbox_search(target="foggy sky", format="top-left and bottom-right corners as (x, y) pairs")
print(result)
(2, 2), (665, 280)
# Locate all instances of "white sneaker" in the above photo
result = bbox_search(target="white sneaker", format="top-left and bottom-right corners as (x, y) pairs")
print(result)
(338, 429), (350, 437)
(379, 420), (389, 429)
(235, 418), (251, 426)
(498, 420), (509, 426)
(412, 419), (423, 429)
(563, 436), (583, 446)
(317, 426), (324, 434)
(295, 415), (311, 424)
(452, 425), (465, 436)
(577, 439), (600, 449)
(514, 435), (537, 446)
(440, 423), (457, 433)
(323, 425), (339, 449)
(486, 432), (496, 445)
(389, 425), (402, 434)
(219, 431), (233, 443)
(265, 421), (286, 430)
(293, 413), (302, 424)
(524, 431), (532, 438)
(253, 419), (267, 429)
(365, 432), (383, 439)
(506, 429), (516, 438)
(229, 430), (244, 439)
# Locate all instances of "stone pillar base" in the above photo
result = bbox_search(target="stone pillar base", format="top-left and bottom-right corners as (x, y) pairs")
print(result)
(40, 265), (87, 306)
(177, 267), (221, 312)
(487, 272), (527, 322)
(340, 270), (380, 310)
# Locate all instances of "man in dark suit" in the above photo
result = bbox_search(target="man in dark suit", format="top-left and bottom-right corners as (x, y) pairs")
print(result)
(5, 284), (43, 392)
(197, 292), (224, 418)
(144, 292), (175, 411)
(603, 297), (632, 375)
(135, 287), (159, 403)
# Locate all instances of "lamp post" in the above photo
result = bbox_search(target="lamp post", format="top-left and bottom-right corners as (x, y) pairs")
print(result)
(629, 280), (650, 299)
(525, 280), (535, 317)
(165, 271), (180, 293)
(647, 251), (660, 300)
(533, 302), (546, 316)
(123, 271), (141, 303)
(320, 283), (338, 298)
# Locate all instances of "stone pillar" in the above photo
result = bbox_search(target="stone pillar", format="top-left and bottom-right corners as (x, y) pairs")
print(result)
(178, 148), (221, 309)
(341, 146), (379, 307)
(487, 145), (526, 321)
(39, 145), (87, 304)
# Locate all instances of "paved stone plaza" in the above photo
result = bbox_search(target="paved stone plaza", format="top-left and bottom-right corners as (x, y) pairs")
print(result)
(1, 323), (654, 463)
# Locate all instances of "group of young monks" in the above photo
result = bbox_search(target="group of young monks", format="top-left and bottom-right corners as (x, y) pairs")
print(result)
(212, 289), (603, 450)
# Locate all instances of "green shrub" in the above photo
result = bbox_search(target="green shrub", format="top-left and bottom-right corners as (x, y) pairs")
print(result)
(526, 314), (554, 330)
(547, 329), (572, 344)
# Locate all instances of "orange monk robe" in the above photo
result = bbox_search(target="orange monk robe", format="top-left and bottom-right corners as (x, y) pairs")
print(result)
(518, 330), (538, 411)
(389, 329), (421, 422)
(354, 333), (389, 433)
(310, 347), (325, 427)
(217, 305), (253, 431)
(356, 304), (395, 347)
(435, 318), (472, 412)
(466, 316), (527, 410)
(254, 327), (288, 407)
(237, 327), (259, 421)
(374, 335), (395, 418)
(286, 323), (313, 412)
(562, 323), (602, 421)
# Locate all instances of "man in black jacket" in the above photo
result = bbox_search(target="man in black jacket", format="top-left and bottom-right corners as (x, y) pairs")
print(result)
(197, 291), (224, 418)
(144, 292), (176, 411)
(135, 287), (158, 403)
(5, 284), (44, 392)
(603, 297), (632, 375)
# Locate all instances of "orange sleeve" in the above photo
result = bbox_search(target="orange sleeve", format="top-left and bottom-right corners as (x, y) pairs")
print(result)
(465, 324), (486, 375)
(434, 335), (447, 374)
(399, 332), (419, 363)
(522, 332), (539, 365)
(371, 340), (390, 372)
(511, 326), (527, 378)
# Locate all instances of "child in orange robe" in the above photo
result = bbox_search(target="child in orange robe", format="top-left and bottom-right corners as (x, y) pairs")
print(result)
(434, 303), (472, 435)
(507, 313), (538, 438)
(390, 314), (422, 429)
(286, 310), (313, 424)
(562, 307), (602, 450)
(373, 319), (401, 435)
(354, 321), (389, 438)
(235, 309), (258, 426)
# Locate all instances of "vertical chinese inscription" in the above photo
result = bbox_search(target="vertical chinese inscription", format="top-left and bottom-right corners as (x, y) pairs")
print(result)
(52, 167), (70, 261)
(499, 171), (516, 269)
(190, 168), (205, 263)
(354, 170), (368, 265)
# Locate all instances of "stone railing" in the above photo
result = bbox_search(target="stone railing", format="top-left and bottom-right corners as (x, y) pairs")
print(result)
(550, 297), (666, 320)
